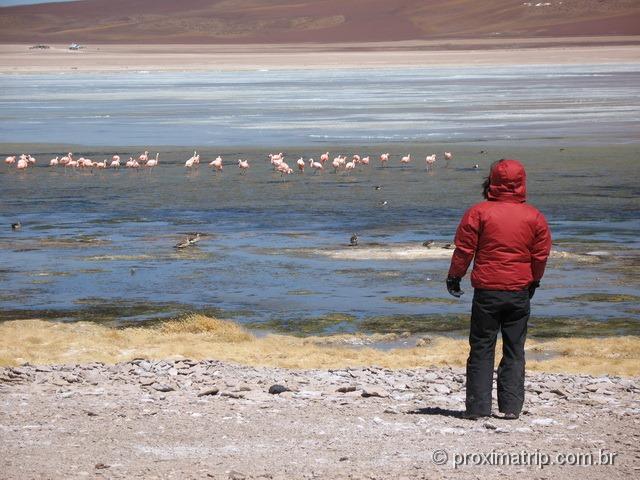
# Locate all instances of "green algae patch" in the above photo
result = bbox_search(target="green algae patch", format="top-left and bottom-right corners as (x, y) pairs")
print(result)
(557, 293), (640, 303)
(287, 289), (316, 296)
(529, 316), (640, 338)
(360, 314), (469, 335)
(246, 313), (357, 336)
(385, 296), (458, 305)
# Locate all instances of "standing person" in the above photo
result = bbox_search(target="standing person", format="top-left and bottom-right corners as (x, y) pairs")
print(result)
(446, 159), (551, 420)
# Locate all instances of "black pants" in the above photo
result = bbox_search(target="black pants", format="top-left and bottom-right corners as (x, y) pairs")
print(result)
(466, 289), (530, 416)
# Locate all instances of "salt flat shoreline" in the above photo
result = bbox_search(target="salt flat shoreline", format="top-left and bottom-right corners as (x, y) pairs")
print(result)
(1, 39), (640, 73)
(1, 360), (638, 479)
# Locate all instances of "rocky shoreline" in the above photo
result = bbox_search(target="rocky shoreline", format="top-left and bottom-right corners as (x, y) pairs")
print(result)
(1, 360), (638, 479)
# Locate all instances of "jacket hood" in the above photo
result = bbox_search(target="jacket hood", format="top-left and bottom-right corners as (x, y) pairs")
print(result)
(487, 159), (527, 203)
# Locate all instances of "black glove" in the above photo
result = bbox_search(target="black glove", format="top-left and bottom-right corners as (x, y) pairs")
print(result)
(446, 276), (464, 298)
(528, 280), (540, 299)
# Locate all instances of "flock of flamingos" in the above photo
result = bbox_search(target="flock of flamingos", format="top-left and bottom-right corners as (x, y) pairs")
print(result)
(4, 150), (455, 176)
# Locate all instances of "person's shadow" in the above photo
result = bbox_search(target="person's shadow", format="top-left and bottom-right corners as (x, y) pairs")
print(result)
(406, 407), (465, 418)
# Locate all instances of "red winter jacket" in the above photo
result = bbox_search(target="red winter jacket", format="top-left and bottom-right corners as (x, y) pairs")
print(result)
(448, 159), (552, 291)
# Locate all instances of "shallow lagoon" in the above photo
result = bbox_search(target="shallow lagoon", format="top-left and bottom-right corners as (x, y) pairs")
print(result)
(1, 63), (639, 337)
(1, 143), (638, 336)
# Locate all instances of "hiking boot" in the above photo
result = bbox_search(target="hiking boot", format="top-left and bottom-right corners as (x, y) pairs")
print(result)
(501, 412), (519, 420)
(462, 411), (489, 420)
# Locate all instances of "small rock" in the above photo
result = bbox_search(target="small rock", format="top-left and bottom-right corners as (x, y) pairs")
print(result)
(197, 387), (220, 397)
(531, 418), (558, 426)
(361, 387), (389, 398)
(227, 470), (246, 480)
(268, 384), (290, 395)
(220, 391), (244, 399)
(483, 422), (497, 430)
(336, 385), (357, 393)
(423, 372), (438, 382)
(431, 384), (451, 394)
(94, 463), (110, 470)
(151, 383), (175, 392)
(550, 388), (568, 398)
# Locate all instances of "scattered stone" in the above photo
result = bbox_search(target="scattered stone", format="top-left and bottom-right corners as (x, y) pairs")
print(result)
(151, 383), (175, 392)
(94, 463), (110, 470)
(227, 470), (246, 480)
(550, 388), (568, 398)
(431, 384), (451, 394)
(423, 372), (438, 382)
(268, 384), (290, 395)
(220, 391), (244, 399)
(483, 422), (497, 430)
(336, 385), (357, 393)
(197, 387), (220, 397)
(361, 387), (389, 398)
(531, 418), (558, 426)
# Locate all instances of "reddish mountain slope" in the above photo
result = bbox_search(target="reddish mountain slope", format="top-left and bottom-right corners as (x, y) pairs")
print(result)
(1, 0), (639, 43)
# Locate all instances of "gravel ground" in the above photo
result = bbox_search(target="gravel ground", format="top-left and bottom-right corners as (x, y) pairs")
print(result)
(1, 360), (638, 479)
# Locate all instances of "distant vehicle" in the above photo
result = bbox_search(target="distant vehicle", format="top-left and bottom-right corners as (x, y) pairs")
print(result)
(29, 44), (50, 49)
(68, 43), (84, 50)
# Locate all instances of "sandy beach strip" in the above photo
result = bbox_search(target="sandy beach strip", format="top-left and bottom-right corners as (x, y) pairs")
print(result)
(1, 38), (640, 73)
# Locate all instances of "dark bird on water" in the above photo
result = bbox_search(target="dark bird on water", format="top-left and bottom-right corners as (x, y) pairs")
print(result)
(350, 233), (358, 246)
(374, 185), (383, 190)
(378, 200), (388, 207)
(422, 240), (434, 248)
(11, 222), (21, 230)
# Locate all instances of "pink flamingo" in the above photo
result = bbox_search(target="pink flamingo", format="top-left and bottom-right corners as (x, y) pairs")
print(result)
(296, 157), (305, 172)
(210, 156), (223, 172)
(308, 158), (324, 174)
(59, 153), (72, 166)
(112, 154), (120, 162)
(425, 154), (437, 171)
(268, 152), (284, 163)
(145, 153), (159, 168)
(16, 158), (28, 170)
(4, 155), (16, 165)
(380, 153), (389, 167)
(344, 159), (356, 174)
(67, 158), (78, 168)
(320, 152), (329, 164)
(361, 156), (370, 165)
(238, 159), (250, 174)
(110, 157), (121, 169)
(400, 154), (411, 165)
(332, 157), (343, 173)
(138, 150), (149, 163)
(96, 159), (108, 169)
(444, 151), (452, 161)
(352, 154), (361, 164)
(125, 157), (135, 168)
(276, 161), (293, 177)
(185, 151), (198, 168)
(27, 155), (36, 165)
(49, 156), (59, 167)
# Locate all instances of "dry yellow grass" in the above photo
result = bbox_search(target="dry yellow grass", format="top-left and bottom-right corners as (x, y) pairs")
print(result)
(0, 316), (638, 376)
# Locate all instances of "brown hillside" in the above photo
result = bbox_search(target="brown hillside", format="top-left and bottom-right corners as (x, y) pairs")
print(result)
(1, 0), (639, 44)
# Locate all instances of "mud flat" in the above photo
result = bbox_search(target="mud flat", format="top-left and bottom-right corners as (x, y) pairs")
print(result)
(1, 40), (640, 73)
(1, 359), (638, 479)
